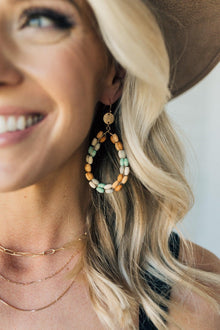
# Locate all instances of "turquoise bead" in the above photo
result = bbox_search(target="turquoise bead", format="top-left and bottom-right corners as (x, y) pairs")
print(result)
(98, 183), (105, 189)
(91, 150), (96, 157)
(124, 158), (129, 167)
(120, 158), (124, 166)
(88, 146), (96, 157)
(96, 187), (105, 193)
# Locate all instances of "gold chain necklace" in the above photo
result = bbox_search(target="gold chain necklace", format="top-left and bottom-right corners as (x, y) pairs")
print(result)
(0, 278), (76, 312)
(0, 232), (86, 312)
(0, 232), (87, 257)
(0, 250), (79, 286)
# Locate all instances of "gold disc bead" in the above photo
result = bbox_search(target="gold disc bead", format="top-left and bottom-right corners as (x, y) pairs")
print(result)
(103, 113), (115, 125)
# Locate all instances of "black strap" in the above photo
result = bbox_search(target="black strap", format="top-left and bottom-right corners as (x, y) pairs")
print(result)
(139, 232), (180, 329)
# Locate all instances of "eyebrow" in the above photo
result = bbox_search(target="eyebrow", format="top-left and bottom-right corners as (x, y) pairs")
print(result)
(9, 0), (81, 13)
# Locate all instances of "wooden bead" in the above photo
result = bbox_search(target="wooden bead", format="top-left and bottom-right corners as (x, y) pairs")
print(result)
(115, 142), (123, 151)
(94, 143), (101, 151)
(120, 166), (124, 174)
(112, 181), (119, 189)
(92, 179), (99, 186)
(96, 131), (104, 139)
(122, 176), (128, 184)
(85, 164), (91, 172)
(110, 134), (119, 144)
(86, 155), (93, 165)
(117, 174), (123, 183)
(118, 150), (126, 159)
(100, 136), (106, 143)
(115, 185), (123, 192)
(124, 167), (130, 176)
(105, 189), (113, 194)
(91, 138), (98, 146)
(104, 184), (112, 190)
(89, 181), (96, 189)
(85, 173), (94, 181)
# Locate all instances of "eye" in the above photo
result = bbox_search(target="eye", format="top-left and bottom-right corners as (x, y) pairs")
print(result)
(20, 7), (75, 30)
(28, 16), (54, 28)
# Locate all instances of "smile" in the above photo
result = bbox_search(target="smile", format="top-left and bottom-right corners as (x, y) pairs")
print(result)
(0, 114), (44, 134)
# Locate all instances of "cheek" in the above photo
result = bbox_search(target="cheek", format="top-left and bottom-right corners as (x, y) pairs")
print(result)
(21, 38), (104, 148)
(0, 34), (107, 190)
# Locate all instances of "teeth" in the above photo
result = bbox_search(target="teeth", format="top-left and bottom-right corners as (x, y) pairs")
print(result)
(0, 114), (43, 134)
(26, 116), (33, 128)
(7, 116), (17, 132)
(17, 116), (26, 130)
(0, 117), (7, 134)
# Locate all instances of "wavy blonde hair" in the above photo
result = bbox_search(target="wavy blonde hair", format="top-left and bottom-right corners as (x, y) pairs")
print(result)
(73, 0), (220, 328)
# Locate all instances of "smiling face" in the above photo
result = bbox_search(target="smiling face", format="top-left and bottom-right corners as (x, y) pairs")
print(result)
(0, 0), (121, 192)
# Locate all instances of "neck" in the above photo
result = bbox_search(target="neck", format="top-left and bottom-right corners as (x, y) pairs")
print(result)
(0, 154), (89, 252)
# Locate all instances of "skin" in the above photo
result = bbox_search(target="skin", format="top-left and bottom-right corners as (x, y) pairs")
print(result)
(0, 0), (122, 327)
(0, 0), (219, 329)
(0, 0), (122, 250)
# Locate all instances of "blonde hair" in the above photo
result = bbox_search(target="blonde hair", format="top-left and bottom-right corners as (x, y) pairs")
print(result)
(75, 0), (220, 328)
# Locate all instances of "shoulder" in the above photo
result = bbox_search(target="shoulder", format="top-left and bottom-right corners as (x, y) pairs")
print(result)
(169, 239), (220, 330)
(179, 239), (220, 274)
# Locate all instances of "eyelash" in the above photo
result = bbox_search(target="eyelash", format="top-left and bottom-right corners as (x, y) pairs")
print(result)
(20, 7), (75, 30)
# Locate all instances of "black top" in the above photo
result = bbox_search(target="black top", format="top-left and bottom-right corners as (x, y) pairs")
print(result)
(139, 232), (180, 329)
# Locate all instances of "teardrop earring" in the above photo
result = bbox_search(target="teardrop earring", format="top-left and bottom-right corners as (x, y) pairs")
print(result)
(85, 105), (130, 194)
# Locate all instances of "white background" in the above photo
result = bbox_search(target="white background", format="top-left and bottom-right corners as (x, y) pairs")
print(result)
(166, 63), (220, 258)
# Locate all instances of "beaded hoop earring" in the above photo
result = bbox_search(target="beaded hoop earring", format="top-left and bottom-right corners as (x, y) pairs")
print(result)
(85, 105), (130, 194)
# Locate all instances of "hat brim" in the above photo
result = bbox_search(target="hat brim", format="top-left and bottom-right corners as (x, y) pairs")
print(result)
(148, 0), (220, 99)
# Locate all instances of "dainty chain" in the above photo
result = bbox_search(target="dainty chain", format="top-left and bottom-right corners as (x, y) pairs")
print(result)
(0, 232), (87, 257)
(0, 278), (76, 312)
(0, 250), (79, 286)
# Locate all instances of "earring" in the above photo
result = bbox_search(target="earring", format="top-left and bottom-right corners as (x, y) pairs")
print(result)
(85, 105), (130, 194)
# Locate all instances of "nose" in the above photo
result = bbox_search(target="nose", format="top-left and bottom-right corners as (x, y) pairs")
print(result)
(0, 48), (23, 87)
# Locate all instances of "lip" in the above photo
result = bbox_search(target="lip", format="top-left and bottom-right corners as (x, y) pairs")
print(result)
(0, 114), (47, 147)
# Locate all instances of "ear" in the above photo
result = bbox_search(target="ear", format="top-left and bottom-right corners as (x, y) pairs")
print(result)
(99, 63), (126, 105)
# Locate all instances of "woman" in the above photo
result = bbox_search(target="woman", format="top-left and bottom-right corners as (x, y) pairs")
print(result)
(0, 0), (219, 329)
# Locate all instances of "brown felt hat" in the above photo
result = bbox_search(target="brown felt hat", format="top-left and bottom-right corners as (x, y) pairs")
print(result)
(147, 0), (220, 99)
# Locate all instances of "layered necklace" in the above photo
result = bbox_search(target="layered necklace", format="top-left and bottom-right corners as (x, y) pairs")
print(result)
(0, 232), (87, 312)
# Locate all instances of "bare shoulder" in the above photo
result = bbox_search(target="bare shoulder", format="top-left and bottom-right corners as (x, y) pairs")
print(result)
(168, 240), (220, 330)
(179, 239), (220, 274)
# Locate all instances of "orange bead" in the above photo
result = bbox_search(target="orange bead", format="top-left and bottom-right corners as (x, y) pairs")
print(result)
(115, 185), (123, 192)
(122, 176), (128, 184)
(96, 131), (104, 139)
(100, 136), (106, 143)
(117, 174), (123, 183)
(85, 172), (94, 181)
(110, 134), (119, 144)
(85, 164), (92, 172)
(115, 142), (123, 151)
(112, 180), (119, 189)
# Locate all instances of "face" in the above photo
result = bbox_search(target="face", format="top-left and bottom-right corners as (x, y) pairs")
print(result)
(0, 0), (120, 192)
